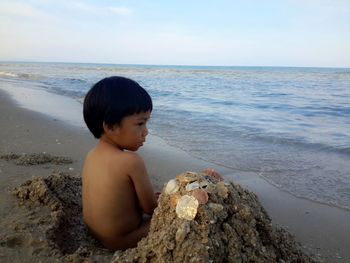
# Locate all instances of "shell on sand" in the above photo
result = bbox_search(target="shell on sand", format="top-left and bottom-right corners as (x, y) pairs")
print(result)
(185, 181), (200, 191)
(202, 183), (216, 194)
(176, 172), (198, 184)
(208, 202), (224, 213)
(216, 182), (229, 198)
(191, 189), (209, 205)
(175, 221), (191, 242)
(199, 180), (210, 189)
(170, 193), (181, 208)
(176, 195), (199, 220)
(164, 179), (179, 195)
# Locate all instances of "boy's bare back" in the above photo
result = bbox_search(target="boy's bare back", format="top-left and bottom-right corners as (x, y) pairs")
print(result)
(82, 77), (157, 250)
(82, 142), (154, 249)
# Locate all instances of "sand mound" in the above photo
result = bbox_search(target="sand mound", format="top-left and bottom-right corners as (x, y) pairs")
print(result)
(9, 171), (317, 262)
(112, 172), (316, 263)
(10, 172), (113, 262)
(0, 152), (73, 165)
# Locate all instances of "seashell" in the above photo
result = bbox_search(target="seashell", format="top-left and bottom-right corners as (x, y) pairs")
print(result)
(176, 195), (199, 220)
(176, 171), (199, 184)
(185, 181), (200, 191)
(175, 221), (191, 242)
(216, 182), (228, 198)
(199, 180), (210, 189)
(208, 202), (224, 213)
(164, 179), (179, 195)
(203, 183), (216, 194)
(191, 189), (209, 205)
(200, 174), (218, 184)
(170, 193), (181, 208)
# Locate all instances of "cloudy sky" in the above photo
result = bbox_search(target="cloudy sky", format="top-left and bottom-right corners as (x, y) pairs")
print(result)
(0, 0), (349, 67)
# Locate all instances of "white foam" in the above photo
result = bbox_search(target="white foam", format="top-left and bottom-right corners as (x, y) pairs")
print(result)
(0, 71), (18, 77)
(0, 80), (85, 129)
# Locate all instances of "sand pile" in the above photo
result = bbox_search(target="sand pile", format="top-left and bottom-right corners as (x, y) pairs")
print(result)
(9, 172), (113, 262)
(112, 172), (316, 263)
(8, 171), (316, 263)
(0, 152), (72, 165)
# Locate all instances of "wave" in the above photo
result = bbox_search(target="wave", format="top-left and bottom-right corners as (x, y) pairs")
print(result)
(37, 77), (90, 99)
(0, 71), (42, 80)
(0, 71), (19, 77)
(62, 78), (87, 84)
(246, 133), (350, 156)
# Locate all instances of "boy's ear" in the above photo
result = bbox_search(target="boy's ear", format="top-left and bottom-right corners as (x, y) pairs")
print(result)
(102, 122), (119, 134)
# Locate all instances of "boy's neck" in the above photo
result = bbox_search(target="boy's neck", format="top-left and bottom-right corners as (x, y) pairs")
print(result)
(99, 136), (124, 151)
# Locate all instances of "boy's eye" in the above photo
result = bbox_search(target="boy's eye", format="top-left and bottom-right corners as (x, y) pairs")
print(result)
(137, 122), (145, 126)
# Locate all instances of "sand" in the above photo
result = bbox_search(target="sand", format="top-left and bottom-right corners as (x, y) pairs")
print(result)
(8, 172), (113, 262)
(0, 88), (349, 262)
(0, 153), (73, 166)
(113, 172), (315, 262)
(6, 170), (315, 263)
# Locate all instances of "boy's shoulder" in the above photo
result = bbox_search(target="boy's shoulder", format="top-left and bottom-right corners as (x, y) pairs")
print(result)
(86, 146), (144, 169)
(110, 151), (146, 173)
(117, 151), (144, 163)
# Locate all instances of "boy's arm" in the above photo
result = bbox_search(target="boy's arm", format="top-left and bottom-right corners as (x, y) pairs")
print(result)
(127, 153), (157, 214)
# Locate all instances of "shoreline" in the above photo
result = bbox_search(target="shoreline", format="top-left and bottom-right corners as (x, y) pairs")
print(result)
(0, 87), (350, 262)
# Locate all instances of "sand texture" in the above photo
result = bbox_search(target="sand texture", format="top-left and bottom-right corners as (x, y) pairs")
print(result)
(0, 153), (73, 166)
(112, 172), (316, 263)
(5, 170), (317, 263)
(6, 172), (114, 263)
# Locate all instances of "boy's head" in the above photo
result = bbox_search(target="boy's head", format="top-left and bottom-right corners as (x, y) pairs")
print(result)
(83, 76), (153, 139)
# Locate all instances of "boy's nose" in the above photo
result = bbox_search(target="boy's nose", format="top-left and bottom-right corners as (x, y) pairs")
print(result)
(142, 126), (148, 137)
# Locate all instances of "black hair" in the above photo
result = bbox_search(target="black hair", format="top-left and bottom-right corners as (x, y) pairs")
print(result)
(83, 76), (153, 138)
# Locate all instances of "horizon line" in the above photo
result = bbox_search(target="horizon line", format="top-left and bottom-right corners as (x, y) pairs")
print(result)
(1, 59), (349, 70)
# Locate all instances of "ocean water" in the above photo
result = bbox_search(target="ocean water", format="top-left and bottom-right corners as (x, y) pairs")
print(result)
(1, 62), (350, 210)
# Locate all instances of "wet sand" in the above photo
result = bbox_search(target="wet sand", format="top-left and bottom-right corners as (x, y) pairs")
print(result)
(0, 88), (350, 262)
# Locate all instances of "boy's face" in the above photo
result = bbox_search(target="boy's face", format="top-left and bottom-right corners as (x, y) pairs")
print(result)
(111, 111), (151, 151)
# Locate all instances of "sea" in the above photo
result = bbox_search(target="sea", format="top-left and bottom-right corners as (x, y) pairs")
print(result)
(1, 62), (349, 211)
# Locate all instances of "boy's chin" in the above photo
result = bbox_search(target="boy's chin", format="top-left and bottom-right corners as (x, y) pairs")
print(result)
(125, 145), (142, 151)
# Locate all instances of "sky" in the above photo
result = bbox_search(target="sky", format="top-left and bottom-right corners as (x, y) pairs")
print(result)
(0, 0), (349, 67)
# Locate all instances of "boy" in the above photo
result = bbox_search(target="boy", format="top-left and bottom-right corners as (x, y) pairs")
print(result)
(82, 76), (158, 250)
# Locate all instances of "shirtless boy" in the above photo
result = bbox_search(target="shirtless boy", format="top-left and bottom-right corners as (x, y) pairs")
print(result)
(82, 76), (157, 250)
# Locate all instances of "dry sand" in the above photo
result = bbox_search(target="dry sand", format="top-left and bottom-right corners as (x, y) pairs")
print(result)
(113, 172), (316, 262)
(0, 88), (349, 262)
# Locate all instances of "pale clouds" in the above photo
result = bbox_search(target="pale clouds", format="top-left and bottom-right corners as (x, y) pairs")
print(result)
(107, 7), (133, 16)
(70, 1), (133, 16)
(0, 0), (349, 67)
(0, 1), (47, 18)
(0, 0), (133, 19)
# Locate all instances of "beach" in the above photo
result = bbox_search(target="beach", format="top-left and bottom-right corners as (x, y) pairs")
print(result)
(0, 87), (350, 262)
